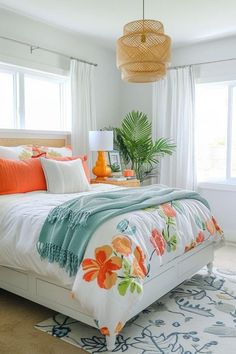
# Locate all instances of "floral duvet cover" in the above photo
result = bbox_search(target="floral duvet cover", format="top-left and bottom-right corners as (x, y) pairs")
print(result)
(71, 198), (223, 346)
(0, 186), (223, 349)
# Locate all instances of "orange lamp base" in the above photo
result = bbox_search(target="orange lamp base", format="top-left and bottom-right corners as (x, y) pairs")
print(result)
(92, 151), (111, 179)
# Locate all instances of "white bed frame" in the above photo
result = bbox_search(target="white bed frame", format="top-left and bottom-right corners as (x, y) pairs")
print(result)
(0, 242), (214, 349)
(0, 130), (215, 350)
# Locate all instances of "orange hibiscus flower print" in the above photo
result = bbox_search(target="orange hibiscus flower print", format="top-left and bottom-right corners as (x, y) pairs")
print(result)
(100, 327), (110, 336)
(185, 240), (196, 253)
(212, 217), (223, 235)
(161, 203), (176, 218)
(150, 228), (165, 256)
(82, 245), (122, 289)
(206, 218), (216, 235)
(196, 231), (205, 243)
(132, 245), (147, 279)
(112, 235), (132, 256)
(115, 322), (124, 334)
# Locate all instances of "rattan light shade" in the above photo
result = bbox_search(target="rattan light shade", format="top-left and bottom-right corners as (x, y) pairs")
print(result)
(117, 19), (171, 83)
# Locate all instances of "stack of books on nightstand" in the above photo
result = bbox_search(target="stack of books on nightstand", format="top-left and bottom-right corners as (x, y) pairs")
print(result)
(107, 177), (127, 181)
(126, 176), (137, 180)
(107, 176), (137, 182)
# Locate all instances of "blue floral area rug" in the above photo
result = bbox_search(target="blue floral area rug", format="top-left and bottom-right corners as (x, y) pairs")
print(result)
(35, 268), (236, 353)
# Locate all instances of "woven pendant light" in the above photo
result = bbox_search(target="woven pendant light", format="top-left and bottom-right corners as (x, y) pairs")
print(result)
(116, 1), (171, 83)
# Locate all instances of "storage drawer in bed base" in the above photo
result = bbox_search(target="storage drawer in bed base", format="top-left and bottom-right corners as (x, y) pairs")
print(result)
(0, 242), (214, 328)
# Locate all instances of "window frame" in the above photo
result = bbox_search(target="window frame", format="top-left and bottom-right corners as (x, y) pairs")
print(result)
(0, 66), (18, 128)
(226, 83), (236, 182)
(0, 62), (70, 132)
(196, 80), (236, 186)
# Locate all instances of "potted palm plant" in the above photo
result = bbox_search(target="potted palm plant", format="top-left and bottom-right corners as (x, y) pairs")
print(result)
(114, 111), (176, 182)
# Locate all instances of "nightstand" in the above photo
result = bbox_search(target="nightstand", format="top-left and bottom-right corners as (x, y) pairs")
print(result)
(90, 178), (140, 187)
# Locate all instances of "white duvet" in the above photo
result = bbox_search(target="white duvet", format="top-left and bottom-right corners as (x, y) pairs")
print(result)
(0, 184), (222, 347)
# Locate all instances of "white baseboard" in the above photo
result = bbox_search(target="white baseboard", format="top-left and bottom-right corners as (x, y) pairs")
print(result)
(224, 241), (236, 247)
(223, 231), (236, 243)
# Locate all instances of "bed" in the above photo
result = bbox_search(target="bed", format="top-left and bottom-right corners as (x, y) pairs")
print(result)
(0, 132), (222, 351)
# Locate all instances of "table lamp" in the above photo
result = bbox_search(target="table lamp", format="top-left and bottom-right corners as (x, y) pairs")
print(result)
(89, 130), (114, 180)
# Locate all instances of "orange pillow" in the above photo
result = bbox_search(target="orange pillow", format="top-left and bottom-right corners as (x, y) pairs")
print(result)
(46, 155), (90, 182)
(0, 158), (46, 195)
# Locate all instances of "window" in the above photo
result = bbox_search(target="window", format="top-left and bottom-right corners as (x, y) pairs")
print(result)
(0, 63), (70, 131)
(232, 87), (236, 177)
(196, 81), (236, 183)
(0, 71), (15, 129)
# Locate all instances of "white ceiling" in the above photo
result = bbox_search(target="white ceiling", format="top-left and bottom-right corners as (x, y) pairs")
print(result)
(1, 0), (236, 49)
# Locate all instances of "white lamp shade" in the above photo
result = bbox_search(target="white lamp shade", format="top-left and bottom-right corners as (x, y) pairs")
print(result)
(89, 131), (114, 151)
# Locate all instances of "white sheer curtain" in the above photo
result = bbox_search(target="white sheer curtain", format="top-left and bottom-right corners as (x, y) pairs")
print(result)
(152, 66), (196, 190)
(70, 59), (96, 170)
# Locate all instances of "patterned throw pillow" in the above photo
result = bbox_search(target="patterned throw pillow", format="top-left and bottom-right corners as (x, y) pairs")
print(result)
(0, 146), (33, 160)
(33, 146), (72, 158)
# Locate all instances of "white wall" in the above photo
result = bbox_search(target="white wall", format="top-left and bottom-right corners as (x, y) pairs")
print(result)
(198, 186), (236, 243)
(0, 8), (121, 129)
(120, 82), (153, 120)
(172, 36), (236, 67)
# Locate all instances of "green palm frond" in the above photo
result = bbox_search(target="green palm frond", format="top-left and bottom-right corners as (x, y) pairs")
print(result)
(121, 111), (151, 142)
(114, 127), (130, 165)
(104, 111), (176, 182)
(152, 138), (176, 156)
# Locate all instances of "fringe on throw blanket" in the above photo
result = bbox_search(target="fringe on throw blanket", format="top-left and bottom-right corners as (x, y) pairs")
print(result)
(37, 242), (79, 276)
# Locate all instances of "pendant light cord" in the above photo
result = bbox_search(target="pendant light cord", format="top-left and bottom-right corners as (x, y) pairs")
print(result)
(143, 0), (145, 22)
(141, 0), (145, 42)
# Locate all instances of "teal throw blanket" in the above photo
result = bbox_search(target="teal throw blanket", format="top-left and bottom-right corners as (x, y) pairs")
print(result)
(37, 185), (209, 276)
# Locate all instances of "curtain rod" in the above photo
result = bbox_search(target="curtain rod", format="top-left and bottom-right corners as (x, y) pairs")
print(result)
(0, 35), (98, 67)
(169, 56), (236, 70)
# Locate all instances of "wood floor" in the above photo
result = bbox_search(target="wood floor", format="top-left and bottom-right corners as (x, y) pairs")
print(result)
(0, 244), (235, 354)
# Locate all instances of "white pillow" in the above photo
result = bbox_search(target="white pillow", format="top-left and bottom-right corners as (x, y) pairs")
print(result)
(0, 146), (33, 160)
(40, 158), (91, 194)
